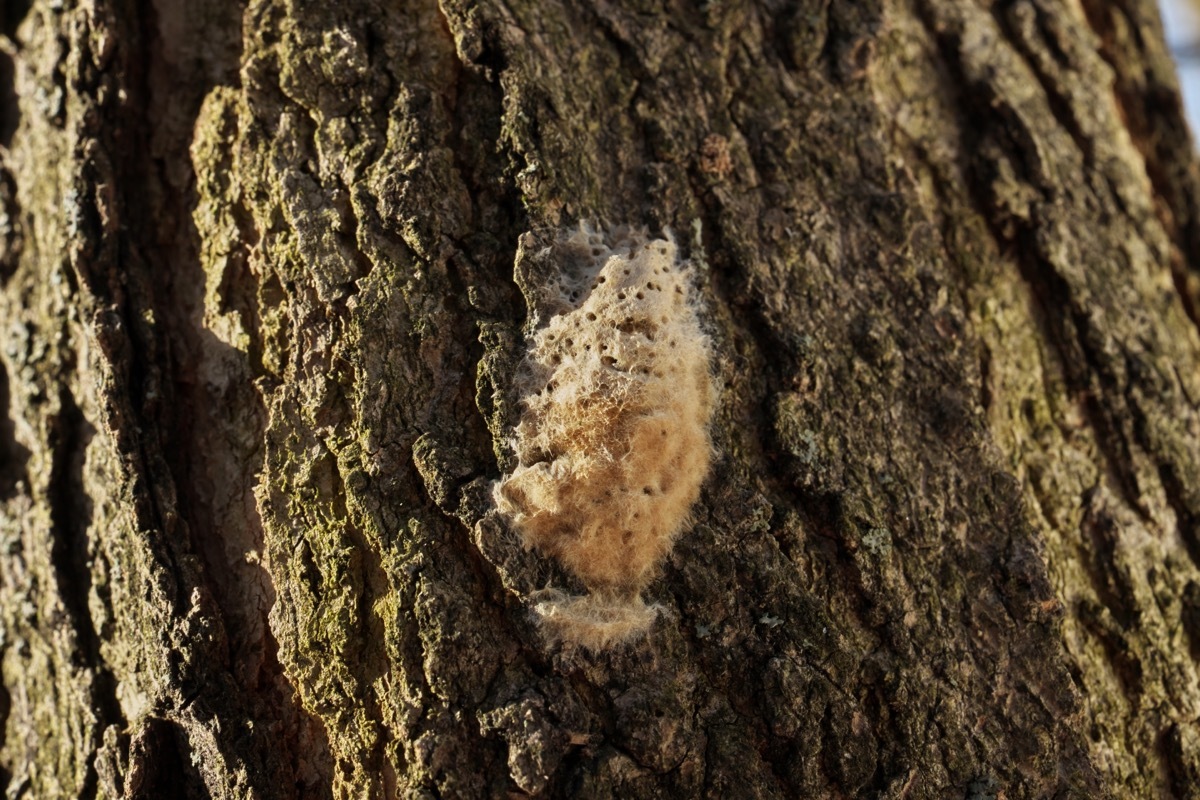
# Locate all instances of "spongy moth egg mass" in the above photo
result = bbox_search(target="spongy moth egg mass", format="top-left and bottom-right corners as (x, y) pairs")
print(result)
(495, 226), (716, 648)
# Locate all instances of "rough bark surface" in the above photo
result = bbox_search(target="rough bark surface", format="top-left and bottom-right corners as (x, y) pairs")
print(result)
(0, 0), (1199, 798)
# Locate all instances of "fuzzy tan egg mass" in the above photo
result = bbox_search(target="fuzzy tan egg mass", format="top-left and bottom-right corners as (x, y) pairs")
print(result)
(495, 225), (716, 648)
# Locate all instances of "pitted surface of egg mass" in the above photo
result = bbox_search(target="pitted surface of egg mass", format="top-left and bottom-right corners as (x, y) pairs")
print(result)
(496, 227), (715, 607)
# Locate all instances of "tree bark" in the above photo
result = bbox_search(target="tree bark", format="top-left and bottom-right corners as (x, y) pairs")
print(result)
(1, 0), (1199, 797)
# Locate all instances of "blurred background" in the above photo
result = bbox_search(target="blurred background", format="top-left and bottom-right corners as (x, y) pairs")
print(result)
(1163, 0), (1200, 137)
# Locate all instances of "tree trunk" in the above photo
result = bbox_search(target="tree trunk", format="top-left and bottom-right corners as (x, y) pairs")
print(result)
(1, 0), (1199, 797)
